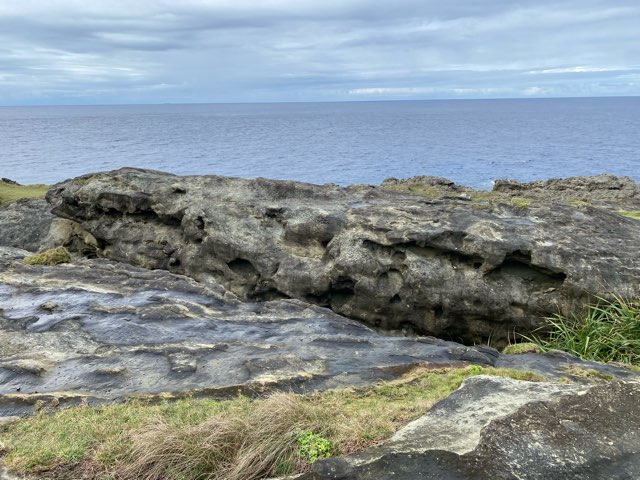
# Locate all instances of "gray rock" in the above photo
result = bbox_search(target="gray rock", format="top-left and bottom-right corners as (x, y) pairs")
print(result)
(492, 173), (640, 210)
(300, 376), (640, 479)
(46, 168), (640, 344)
(2, 258), (635, 417)
(0, 199), (53, 252)
(0, 247), (30, 261)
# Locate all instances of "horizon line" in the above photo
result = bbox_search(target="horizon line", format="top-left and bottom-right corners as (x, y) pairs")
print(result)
(1, 94), (639, 109)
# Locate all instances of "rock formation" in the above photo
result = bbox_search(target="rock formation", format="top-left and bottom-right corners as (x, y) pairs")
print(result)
(299, 376), (640, 479)
(46, 168), (640, 344)
(4, 253), (635, 418)
(492, 173), (640, 209)
(0, 199), (53, 252)
(1, 170), (639, 479)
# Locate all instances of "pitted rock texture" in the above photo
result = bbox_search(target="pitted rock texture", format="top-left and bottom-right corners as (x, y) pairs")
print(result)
(46, 168), (640, 344)
(0, 199), (53, 252)
(493, 173), (640, 209)
(299, 376), (640, 480)
(2, 258), (636, 419)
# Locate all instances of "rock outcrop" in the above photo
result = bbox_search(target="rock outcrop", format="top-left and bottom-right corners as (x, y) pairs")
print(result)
(299, 376), (640, 479)
(493, 173), (640, 209)
(46, 168), (640, 344)
(1, 255), (637, 420)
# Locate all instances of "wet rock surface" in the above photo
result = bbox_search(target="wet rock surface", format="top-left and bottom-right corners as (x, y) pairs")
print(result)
(1, 258), (636, 419)
(300, 376), (640, 480)
(46, 168), (640, 344)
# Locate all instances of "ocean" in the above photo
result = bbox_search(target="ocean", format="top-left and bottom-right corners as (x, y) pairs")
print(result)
(1, 97), (638, 189)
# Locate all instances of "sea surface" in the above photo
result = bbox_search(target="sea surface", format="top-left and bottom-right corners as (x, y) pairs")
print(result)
(1, 97), (638, 189)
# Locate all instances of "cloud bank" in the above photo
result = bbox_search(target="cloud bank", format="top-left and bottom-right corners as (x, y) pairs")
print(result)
(1, 0), (639, 104)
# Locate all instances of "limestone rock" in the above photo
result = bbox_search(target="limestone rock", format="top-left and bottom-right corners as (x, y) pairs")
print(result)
(300, 376), (640, 479)
(492, 173), (640, 209)
(46, 168), (640, 344)
(2, 258), (636, 418)
(0, 199), (53, 252)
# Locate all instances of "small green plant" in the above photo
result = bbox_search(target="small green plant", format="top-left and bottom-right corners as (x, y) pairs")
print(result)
(24, 247), (71, 266)
(617, 210), (640, 220)
(510, 197), (530, 209)
(526, 295), (640, 365)
(502, 342), (542, 355)
(295, 430), (333, 463)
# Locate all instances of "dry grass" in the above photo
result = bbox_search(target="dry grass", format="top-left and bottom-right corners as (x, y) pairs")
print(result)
(0, 366), (547, 480)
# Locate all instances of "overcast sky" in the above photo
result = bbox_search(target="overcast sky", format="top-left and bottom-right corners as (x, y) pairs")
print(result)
(1, 0), (639, 105)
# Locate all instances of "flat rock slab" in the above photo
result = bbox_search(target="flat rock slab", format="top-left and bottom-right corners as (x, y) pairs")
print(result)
(46, 168), (640, 344)
(300, 376), (640, 479)
(2, 259), (636, 418)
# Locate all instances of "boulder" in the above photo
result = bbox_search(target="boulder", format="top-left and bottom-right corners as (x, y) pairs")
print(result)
(0, 199), (54, 252)
(46, 168), (640, 344)
(299, 376), (640, 479)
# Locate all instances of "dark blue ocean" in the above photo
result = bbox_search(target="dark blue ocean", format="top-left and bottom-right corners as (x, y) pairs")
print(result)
(1, 97), (638, 189)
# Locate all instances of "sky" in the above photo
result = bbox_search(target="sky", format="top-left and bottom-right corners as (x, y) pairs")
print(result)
(1, 0), (639, 105)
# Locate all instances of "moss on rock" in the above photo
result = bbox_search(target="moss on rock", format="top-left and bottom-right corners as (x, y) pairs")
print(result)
(24, 247), (71, 266)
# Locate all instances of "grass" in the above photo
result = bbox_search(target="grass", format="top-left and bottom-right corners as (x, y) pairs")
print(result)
(526, 295), (640, 365)
(0, 181), (49, 205)
(509, 197), (530, 209)
(24, 247), (72, 266)
(617, 210), (640, 220)
(0, 366), (545, 480)
(502, 342), (542, 355)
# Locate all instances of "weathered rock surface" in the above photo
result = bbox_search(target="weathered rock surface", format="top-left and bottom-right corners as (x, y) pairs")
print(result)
(0, 199), (53, 252)
(1, 258), (636, 419)
(46, 168), (640, 344)
(493, 173), (640, 210)
(299, 376), (640, 479)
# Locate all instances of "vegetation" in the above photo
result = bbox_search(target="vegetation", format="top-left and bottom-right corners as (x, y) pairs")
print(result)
(526, 296), (640, 365)
(617, 210), (640, 220)
(509, 197), (529, 209)
(560, 365), (614, 382)
(24, 247), (71, 266)
(502, 342), (542, 355)
(0, 180), (48, 205)
(0, 366), (544, 480)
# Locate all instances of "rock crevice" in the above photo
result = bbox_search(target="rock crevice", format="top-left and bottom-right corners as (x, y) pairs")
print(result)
(45, 169), (640, 344)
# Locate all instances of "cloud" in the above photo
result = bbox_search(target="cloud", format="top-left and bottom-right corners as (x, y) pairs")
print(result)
(0, 0), (639, 104)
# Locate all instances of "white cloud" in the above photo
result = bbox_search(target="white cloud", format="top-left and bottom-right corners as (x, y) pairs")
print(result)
(522, 86), (549, 96)
(526, 66), (622, 75)
(0, 0), (639, 104)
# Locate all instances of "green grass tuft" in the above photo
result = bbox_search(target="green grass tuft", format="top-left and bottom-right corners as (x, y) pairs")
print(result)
(509, 197), (529, 208)
(0, 366), (545, 479)
(526, 295), (640, 365)
(24, 247), (72, 266)
(502, 342), (542, 355)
